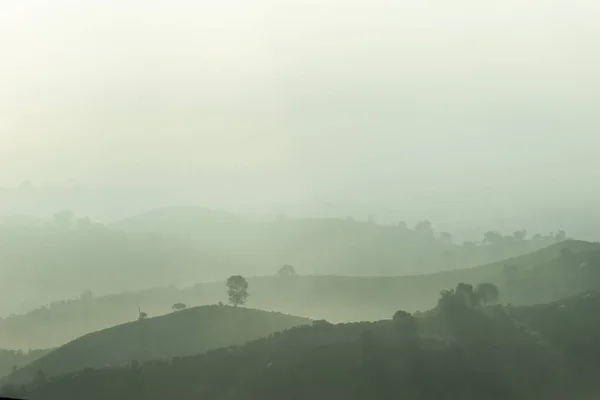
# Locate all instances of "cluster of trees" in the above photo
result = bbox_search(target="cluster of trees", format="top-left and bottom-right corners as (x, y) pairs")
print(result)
(52, 210), (104, 231)
(397, 219), (567, 248)
(479, 229), (567, 247)
(142, 273), (254, 321)
(438, 282), (500, 310)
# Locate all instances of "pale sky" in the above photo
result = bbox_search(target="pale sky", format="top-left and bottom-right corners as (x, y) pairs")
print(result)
(1, 0), (600, 219)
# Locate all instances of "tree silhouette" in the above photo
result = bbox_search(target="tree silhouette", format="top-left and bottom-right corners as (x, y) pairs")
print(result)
(226, 275), (249, 307)
(392, 310), (418, 345)
(172, 303), (187, 311)
(455, 282), (480, 307)
(53, 210), (75, 229)
(439, 232), (453, 244)
(136, 304), (148, 320)
(414, 220), (434, 238)
(475, 282), (500, 306)
(277, 264), (297, 277)
(513, 230), (527, 241)
(438, 283), (482, 312)
(483, 231), (503, 246)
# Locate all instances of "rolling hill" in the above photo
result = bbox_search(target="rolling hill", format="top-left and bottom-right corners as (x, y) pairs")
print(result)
(111, 207), (561, 277)
(1, 207), (564, 318)
(3, 305), (310, 385)
(0, 349), (52, 380)
(3, 240), (598, 350)
(7, 290), (600, 400)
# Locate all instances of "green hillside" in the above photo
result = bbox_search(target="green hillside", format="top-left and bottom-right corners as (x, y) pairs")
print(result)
(3, 306), (309, 385)
(1, 208), (564, 318)
(7, 289), (600, 400)
(3, 240), (598, 350)
(0, 224), (235, 317)
(0, 349), (51, 380)
(112, 207), (562, 277)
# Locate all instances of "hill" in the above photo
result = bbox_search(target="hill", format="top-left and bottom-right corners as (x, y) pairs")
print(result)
(0, 349), (51, 380)
(3, 240), (598, 350)
(1, 207), (565, 318)
(6, 289), (600, 399)
(112, 207), (563, 276)
(0, 223), (237, 317)
(3, 306), (310, 385)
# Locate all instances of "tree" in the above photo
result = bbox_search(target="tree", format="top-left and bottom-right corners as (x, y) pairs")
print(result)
(172, 303), (187, 311)
(80, 289), (94, 301)
(439, 232), (453, 244)
(438, 283), (482, 311)
(226, 275), (249, 307)
(455, 282), (480, 307)
(513, 230), (527, 241)
(414, 220), (434, 238)
(277, 264), (297, 277)
(53, 210), (75, 229)
(137, 304), (148, 320)
(475, 282), (500, 306)
(312, 319), (332, 328)
(556, 230), (567, 242)
(392, 310), (418, 344)
(463, 241), (477, 250)
(483, 231), (503, 246)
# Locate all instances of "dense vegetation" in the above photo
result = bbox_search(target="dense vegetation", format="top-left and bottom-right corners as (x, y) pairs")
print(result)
(6, 286), (600, 400)
(3, 306), (309, 385)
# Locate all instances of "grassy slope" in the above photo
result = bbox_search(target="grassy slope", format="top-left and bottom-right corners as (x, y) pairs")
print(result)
(0, 349), (52, 380)
(2, 240), (598, 350)
(11, 292), (600, 400)
(4, 306), (310, 385)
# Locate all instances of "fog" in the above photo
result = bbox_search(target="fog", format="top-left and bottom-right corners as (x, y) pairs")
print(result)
(4, 4), (600, 398)
(1, 0), (600, 231)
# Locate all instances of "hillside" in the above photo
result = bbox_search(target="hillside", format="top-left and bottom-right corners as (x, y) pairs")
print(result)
(7, 289), (600, 400)
(0, 349), (51, 380)
(0, 223), (237, 317)
(3, 240), (598, 350)
(112, 207), (562, 277)
(1, 207), (564, 318)
(3, 306), (310, 385)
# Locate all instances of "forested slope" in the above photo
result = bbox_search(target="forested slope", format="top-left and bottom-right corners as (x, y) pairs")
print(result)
(7, 289), (600, 400)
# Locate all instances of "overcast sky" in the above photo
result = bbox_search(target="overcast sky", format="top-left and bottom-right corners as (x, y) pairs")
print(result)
(1, 0), (600, 220)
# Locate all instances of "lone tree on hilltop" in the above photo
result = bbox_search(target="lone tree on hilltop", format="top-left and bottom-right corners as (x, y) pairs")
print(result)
(172, 303), (187, 311)
(226, 275), (249, 307)
(137, 304), (148, 320)
(277, 264), (297, 277)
